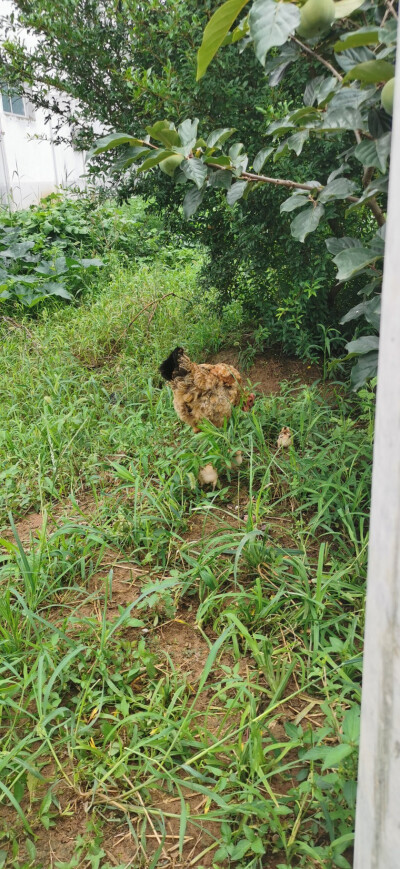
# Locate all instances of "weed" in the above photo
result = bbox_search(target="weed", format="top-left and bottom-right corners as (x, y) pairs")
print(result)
(0, 195), (373, 868)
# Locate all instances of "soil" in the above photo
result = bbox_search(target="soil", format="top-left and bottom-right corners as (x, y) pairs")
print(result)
(211, 348), (321, 396)
(0, 351), (326, 868)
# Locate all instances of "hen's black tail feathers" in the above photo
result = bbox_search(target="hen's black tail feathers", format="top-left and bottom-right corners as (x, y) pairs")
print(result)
(159, 347), (186, 381)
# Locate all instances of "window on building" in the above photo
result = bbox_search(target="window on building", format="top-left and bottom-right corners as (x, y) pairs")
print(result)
(1, 88), (26, 117)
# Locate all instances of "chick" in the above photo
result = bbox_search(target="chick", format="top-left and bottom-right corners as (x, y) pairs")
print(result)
(277, 427), (293, 449)
(198, 464), (219, 489)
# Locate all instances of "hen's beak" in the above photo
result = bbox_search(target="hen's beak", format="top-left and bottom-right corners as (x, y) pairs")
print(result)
(242, 392), (255, 412)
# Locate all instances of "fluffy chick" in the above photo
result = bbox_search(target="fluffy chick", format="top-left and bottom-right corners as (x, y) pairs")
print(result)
(159, 346), (255, 431)
(198, 464), (219, 490)
(277, 426), (293, 449)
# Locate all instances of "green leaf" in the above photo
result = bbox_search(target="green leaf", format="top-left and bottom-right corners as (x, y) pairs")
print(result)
(333, 247), (381, 281)
(178, 118), (199, 148)
(322, 88), (371, 130)
(182, 158), (208, 189)
(183, 186), (205, 219)
(354, 133), (391, 173)
(290, 203), (324, 243)
(321, 107), (362, 131)
(334, 27), (379, 53)
(319, 177), (356, 203)
(321, 743), (354, 770)
(336, 45), (374, 73)
(249, 0), (300, 66)
(280, 193), (309, 213)
(80, 258), (103, 268)
(229, 141), (244, 159)
(368, 107), (392, 139)
(204, 154), (232, 167)
(326, 235), (363, 255)
(364, 296), (381, 331)
(332, 855), (352, 869)
(304, 75), (337, 107)
(251, 837), (266, 855)
(42, 283), (72, 300)
(343, 780), (357, 809)
(112, 146), (151, 171)
(223, 15), (250, 44)
(159, 154), (185, 176)
(346, 336), (379, 355)
(345, 60), (395, 83)
(265, 43), (299, 86)
(266, 117), (295, 137)
(379, 19), (398, 45)
(230, 839), (251, 860)
(340, 296), (381, 328)
(350, 350), (378, 390)
(226, 180), (248, 205)
(179, 795), (188, 857)
(0, 241), (34, 259)
(196, 0), (250, 80)
(209, 169), (232, 188)
(253, 146), (274, 173)
(285, 720), (301, 739)
(89, 132), (140, 157)
(136, 150), (174, 174)
(286, 130), (309, 156)
(342, 706), (360, 743)
(207, 127), (236, 148)
(334, 0), (365, 18)
(146, 121), (181, 148)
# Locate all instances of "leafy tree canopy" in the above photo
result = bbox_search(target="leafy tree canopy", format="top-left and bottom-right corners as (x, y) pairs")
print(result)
(91, 0), (396, 387)
(0, 0), (264, 149)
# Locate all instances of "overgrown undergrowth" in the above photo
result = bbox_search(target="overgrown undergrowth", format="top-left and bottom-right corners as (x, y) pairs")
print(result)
(0, 202), (374, 868)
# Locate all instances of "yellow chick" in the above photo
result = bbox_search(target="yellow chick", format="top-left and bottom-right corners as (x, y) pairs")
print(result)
(198, 464), (219, 490)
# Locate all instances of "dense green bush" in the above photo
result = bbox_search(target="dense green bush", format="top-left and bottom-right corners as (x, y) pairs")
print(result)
(0, 193), (200, 308)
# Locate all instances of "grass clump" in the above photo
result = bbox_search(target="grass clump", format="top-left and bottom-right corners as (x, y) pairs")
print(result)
(0, 194), (374, 868)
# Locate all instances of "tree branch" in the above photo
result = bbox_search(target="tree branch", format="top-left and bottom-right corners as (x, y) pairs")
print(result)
(367, 198), (386, 227)
(291, 35), (343, 81)
(362, 168), (386, 226)
(382, 0), (398, 24)
(233, 169), (322, 193)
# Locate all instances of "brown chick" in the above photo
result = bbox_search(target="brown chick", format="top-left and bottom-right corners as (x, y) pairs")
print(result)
(277, 426), (293, 449)
(159, 347), (255, 431)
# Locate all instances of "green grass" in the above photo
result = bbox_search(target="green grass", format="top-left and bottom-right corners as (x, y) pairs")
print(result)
(0, 205), (374, 868)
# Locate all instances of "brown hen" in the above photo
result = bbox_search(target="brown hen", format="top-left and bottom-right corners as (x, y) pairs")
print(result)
(159, 347), (254, 432)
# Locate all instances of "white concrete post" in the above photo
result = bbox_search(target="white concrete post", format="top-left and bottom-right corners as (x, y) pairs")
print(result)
(354, 16), (400, 869)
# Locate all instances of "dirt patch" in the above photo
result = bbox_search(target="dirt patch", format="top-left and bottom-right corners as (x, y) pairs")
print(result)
(151, 615), (211, 684)
(211, 348), (321, 395)
(1, 509), (45, 545)
(0, 490), (107, 546)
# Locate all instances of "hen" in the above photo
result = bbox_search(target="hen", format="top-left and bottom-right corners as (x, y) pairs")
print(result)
(159, 346), (254, 431)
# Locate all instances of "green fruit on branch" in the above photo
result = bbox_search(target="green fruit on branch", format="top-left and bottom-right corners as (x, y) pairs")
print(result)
(296, 0), (335, 40)
(381, 77), (395, 116)
(159, 154), (184, 176)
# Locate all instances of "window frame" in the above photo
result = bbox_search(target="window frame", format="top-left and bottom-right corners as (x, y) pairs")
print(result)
(1, 88), (26, 118)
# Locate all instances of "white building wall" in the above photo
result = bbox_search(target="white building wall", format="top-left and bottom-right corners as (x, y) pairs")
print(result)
(0, 0), (87, 209)
(0, 100), (87, 209)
